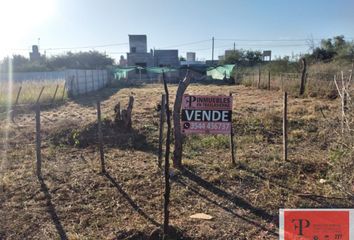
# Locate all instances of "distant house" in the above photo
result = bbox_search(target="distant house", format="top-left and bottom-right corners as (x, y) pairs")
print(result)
(126, 34), (179, 81)
(119, 55), (127, 67)
(29, 45), (41, 62)
(154, 49), (179, 67)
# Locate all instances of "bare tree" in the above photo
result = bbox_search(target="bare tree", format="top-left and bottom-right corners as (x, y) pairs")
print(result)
(172, 71), (191, 168)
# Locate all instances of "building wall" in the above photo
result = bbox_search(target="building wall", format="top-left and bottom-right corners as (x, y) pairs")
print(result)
(154, 50), (179, 67)
(29, 45), (41, 61)
(186, 52), (196, 62)
(129, 35), (147, 53)
(66, 69), (109, 96)
(127, 53), (154, 67)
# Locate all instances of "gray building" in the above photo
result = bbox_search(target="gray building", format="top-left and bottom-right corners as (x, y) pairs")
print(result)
(154, 49), (179, 67)
(127, 35), (154, 68)
(126, 34), (180, 81)
(29, 45), (41, 62)
(186, 52), (196, 62)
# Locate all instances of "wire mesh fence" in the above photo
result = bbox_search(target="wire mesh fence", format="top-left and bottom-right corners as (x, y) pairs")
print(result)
(238, 70), (350, 98)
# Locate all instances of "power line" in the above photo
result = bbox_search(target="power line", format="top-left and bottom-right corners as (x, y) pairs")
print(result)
(159, 39), (210, 49)
(215, 38), (317, 42)
(43, 42), (128, 51)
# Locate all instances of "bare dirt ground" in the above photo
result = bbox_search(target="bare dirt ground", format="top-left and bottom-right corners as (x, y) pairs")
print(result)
(0, 83), (353, 240)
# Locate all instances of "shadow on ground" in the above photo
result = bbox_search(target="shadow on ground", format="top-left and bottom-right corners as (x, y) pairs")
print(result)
(236, 161), (354, 208)
(38, 174), (68, 240)
(173, 166), (279, 237)
(104, 171), (160, 227)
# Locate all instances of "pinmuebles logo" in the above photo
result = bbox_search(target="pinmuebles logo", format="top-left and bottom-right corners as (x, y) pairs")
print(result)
(279, 209), (354, 240)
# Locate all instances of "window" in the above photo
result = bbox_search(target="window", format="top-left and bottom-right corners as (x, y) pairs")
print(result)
(131, 47), (136, 53)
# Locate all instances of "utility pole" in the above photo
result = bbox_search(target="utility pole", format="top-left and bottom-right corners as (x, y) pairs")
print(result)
(233, 42), (236, 52)
(212, 37), (214, 65)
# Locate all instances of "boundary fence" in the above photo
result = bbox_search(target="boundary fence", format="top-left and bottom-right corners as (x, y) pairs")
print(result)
(0, 69), (110, 110)
(238, 70), (348, 97)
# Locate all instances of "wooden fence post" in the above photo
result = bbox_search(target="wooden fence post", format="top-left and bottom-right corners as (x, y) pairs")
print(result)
(280, 73), (284, 92)
(14, 86), (22, 106)
(36, 86), (45, 104)
(52, 84), (59, 104)
(35, 105), (42, 177)
(300, 58), (307, 95)
(162, 72), (171, 236)
(257, 64), (261, 88)
(97, 101), (106, 173)
(268, 71), (271, 90)
(229, 92), (236, 166)
(158, 94), (166, 168)
(173, 72), (191, 168)
(283, 92), (288, 161)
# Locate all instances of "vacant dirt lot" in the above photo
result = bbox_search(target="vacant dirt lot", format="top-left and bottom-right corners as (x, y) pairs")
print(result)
(0, 83), (353, 240)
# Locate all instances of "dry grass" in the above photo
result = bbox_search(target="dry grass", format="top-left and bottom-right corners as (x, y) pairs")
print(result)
(240, 71), (339, 98)
(0, 80), (67, 112)
(0, 83), (353, 239)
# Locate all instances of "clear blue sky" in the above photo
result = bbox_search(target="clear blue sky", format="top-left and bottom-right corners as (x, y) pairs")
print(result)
(1, 0), (354, 61)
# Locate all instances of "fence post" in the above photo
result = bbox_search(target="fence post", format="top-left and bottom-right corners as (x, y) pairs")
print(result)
(268, 71), (271, 90)
(257, 64), (261, 88)
(229, 92), (236, 166)
(52, 84), (59, 104)
(36, 86), (45, 104)
(14, 86), (22, 106)
(35, 105), (42, 177)
(280, 73), (284, 91)
(300, 58), (307, 95)
(97, 101), (106, 173)
(162, 72), (171, 236)
(283, 92), (288, 161)
(158, 94), (166, 168)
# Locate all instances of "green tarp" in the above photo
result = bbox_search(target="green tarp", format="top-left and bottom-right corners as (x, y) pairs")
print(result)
(207, 64), (235, 80)
(114, 66), (177, 80)
(114, 64), (236, 81)
(146, 67), (177, 74)
(114, 67), (136, 80)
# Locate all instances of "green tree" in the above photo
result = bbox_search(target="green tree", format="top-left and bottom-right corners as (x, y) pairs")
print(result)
(0, 51), (115, 72)
(47, 51), (114, 70)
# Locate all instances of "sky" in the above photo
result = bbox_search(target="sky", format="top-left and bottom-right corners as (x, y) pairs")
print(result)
(1, 0), (354, 62)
